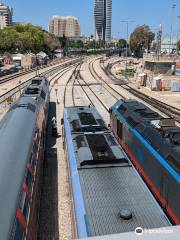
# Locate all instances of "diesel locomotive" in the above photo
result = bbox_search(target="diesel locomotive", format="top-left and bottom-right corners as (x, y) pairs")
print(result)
(109, 99), (180, 225)
(0, 76), (49, 239)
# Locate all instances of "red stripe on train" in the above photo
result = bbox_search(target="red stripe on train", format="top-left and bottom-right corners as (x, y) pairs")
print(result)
(110, 123), (180, 225)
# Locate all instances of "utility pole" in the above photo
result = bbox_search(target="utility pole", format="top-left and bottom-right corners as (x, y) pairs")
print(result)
(156, 23), (162, 60)
(120, 20), (134, 77)
(169, 4), (176, 54)
(177, 16), (180, 55)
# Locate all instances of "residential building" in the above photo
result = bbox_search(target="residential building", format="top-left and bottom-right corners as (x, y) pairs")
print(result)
(49, 16), (80, 37)
(0, 2), (13, 29)
(94, 0), (112, 43)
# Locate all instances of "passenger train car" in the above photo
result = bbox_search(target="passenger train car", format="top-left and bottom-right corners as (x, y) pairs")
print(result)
(109, 99), (180, 225)
(63, 106), (170, 239)
(0, 76), (49, 239)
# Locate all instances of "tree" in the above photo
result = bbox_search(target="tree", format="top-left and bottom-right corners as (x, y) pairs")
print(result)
(117, 39), (127, 48)
(0, 24), (60, 54)
(75, 40), (84, 49)
(58, 34), (67, 49)
(151, 42), (157, 52)
(130, 25), (155, 57)
(85, 40), (101, 49)
(177, 40), (180, 52)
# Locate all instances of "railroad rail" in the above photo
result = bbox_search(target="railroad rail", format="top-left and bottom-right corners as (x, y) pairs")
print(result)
(94, 58), (180, 124)
(89, 58), (124, 100)
(78, 70), (109, 111)
(0, 62), (80, 121)
(0, 58), (81, 85)
(62, 59), (110, 111)
(0, 62), (57, 85)
(0, 60), (81, 105)
(63, 63), (81, 107)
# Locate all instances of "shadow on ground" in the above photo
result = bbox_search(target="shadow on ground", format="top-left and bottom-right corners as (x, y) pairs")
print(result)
(38, 102), (59, 240)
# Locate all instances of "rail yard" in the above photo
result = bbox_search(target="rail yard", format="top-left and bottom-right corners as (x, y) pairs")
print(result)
(0, 55), (179, 240)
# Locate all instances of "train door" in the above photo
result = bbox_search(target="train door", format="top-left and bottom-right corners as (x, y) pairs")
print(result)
(160, 173), (169, 210)
(117, 119), (123, 140)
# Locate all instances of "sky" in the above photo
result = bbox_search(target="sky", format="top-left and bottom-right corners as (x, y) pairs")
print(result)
(2, 0), (180, 39)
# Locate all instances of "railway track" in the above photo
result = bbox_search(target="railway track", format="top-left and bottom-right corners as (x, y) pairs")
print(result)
(93, 58), (180, 124)
(0, 58), (81, 85)
(63, 64), (81, 107)
(0, 63), (58, 85)
(0, 63), (79, 121)
(76, 62), (109, 111)
(62, 58), (110, 112)
(0, 61), (80, 105)
(89, 58), (124, 100)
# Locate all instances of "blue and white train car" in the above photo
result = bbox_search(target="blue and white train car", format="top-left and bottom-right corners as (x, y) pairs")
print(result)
(63, 106), (171, 239)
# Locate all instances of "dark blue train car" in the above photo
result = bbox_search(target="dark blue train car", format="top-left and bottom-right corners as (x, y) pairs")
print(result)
(109, 99), (180, 225)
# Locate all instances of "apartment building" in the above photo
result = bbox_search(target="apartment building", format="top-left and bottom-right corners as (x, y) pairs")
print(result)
(49, 16), (80, 37)
(0, 2), (13, 29)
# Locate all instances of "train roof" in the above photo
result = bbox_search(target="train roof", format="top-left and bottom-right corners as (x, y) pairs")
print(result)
(73, 132), (129, 167)
(64, 106), (108, 133)
(0, 97), (38, 239)
(63, 107), (171, 237)
(22, 75), (49, 99)
(111, 99), (180, 176)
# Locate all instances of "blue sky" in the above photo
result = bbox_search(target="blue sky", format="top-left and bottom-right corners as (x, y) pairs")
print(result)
(2, 0), (180, 39)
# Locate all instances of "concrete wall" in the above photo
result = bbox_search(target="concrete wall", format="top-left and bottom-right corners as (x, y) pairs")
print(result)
(144, 61), (175, 74)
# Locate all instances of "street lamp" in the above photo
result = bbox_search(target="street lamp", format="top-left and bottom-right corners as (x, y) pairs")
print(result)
(120, 20), (134, 77)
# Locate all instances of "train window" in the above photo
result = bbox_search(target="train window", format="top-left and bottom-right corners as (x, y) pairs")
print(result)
(30, 153), (36, 170)
(40, 90), (46, 100)
(117, 120), (123, 139)
(26, 170), (33, 190)
(32, 158), (36, 170)
(22, 196), (30, 220)
(106, 134), (117, 146)
(14, 220), (24, 240)
(118, 105), (127, 114)
(20, 190), (30, 220)
(33, 141), (38, 153)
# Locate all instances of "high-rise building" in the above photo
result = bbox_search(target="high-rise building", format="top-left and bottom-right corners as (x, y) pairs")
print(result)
(0, 2), (13, 29)
(94, 0), (112, 43)
(49, 16), (80, 37)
